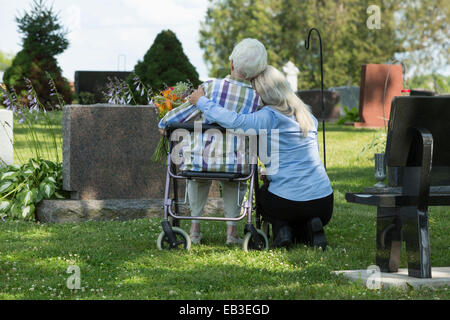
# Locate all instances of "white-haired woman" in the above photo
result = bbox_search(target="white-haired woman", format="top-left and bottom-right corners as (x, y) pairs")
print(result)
(189, 65), (333, 249)
(160, 38), (268, 245)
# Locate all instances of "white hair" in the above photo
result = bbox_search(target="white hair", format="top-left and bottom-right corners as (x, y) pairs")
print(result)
(229, 38), (267, 80)
(251, 65), (314, 137)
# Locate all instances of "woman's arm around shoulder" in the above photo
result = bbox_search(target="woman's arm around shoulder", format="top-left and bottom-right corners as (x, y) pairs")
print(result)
(189, 86), (278, 131)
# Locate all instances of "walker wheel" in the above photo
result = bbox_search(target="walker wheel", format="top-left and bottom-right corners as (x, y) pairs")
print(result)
(242, 229), (269, 252)
(157, 227), (191, 251)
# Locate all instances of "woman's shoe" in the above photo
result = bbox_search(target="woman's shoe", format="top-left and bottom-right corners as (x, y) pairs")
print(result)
(306, 218), (327, 251)
(190, 232), (203, 245)
(271, 226), (293, 249)
(226, 234), (243, 245)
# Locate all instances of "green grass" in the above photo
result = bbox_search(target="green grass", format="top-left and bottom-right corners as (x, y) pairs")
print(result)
(0, 119), (449, 300)
(12, 111), (63, 165)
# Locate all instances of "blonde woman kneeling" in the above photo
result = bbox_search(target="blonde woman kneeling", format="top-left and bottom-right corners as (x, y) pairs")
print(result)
(189, 66), (333, 249)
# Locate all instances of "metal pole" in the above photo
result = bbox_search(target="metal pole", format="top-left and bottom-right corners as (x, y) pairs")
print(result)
(305, 28), (326, 170)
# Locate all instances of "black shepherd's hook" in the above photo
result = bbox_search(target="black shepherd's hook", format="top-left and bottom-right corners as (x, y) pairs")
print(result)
(305, 28), (326, 170)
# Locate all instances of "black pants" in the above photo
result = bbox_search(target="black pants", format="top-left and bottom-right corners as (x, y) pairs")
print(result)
(257, 186), (334, 242)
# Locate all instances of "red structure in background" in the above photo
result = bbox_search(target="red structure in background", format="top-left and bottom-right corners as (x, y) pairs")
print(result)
(355, 64), (403, 128)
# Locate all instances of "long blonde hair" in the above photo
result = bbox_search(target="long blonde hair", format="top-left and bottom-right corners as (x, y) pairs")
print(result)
(251, 65), (314, 137)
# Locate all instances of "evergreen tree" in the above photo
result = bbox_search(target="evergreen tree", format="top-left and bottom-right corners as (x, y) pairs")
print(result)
(129, 29), (201, 103)
(3, 0), (72, 109)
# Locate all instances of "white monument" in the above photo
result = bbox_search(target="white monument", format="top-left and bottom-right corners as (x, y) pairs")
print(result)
(0, 109), (13, 167)
(282, 61), (300, 92)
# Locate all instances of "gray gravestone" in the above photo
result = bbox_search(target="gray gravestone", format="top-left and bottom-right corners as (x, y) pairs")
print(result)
(74, 71), (132, 102)
(329, 86), (360, 112)
(62, 104), (220, 201)
(63, 104), (167, 199)
(296, 89), (341, 121)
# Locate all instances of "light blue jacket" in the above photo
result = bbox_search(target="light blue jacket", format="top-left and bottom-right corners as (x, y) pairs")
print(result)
(196, 96), (332, 201)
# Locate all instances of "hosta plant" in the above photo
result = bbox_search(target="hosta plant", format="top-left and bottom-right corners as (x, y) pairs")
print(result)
(0, 158), (68, 221)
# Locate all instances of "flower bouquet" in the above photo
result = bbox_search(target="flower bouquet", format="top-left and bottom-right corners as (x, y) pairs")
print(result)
(151, 82), (192, 163)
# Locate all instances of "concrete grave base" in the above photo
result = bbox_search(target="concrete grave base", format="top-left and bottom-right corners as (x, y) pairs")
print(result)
(36, 198), (224, 224)
(334, 267), (450, 289)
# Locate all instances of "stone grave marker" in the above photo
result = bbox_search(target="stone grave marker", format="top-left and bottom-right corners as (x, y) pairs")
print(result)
(355, 64), (403, 128)
(296, 90), (341, 122)
(74, 71), (132, 102)
(329, 86), (360, 112)
(37, 104), (222, 223)
(62, 104), (167, 200)
(282, 61), (300, 92)
(0, 109), (13, 167)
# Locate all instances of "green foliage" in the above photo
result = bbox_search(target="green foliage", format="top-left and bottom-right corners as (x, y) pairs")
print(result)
(77, 91), (97, 105)
(200, 0), (448, 89)
(0, 51), (14, 72)
(396, 0), (449, 75)
(1, 76), (63, 163)
(129, 29), (201, 104)
(0, 125), (449, 300)
(406, 74), (450, 94)
(358, 131), (387, 160)
(3, 0), (72, 109)
(337, 106), (359, 125)
(0, 158), (68, 221)
(200, 0), (283, 78)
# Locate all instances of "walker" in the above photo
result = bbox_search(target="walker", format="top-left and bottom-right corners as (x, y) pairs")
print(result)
(156, 123), (270, 251)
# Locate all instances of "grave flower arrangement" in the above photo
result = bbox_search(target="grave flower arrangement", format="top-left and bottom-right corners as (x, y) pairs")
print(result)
(151, 82), (192, 163)
(102, 75), (192, 163)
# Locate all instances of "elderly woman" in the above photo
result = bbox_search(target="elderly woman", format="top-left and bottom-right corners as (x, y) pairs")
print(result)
(159, 38), (268, 245)
(189, 65), (333, 249)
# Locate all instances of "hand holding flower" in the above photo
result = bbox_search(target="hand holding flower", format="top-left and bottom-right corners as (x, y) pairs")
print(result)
(189, 85), (205, 105)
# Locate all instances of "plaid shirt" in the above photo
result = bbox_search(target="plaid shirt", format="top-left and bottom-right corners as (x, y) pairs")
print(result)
(158, 75), (262, 173)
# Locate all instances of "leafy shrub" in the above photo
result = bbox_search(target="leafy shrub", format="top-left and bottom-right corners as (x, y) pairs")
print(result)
(337, 105), (359, 125)
(358, 131), (387, 160)
(0, 158), (68, 221)
(77, 91), (97, 105)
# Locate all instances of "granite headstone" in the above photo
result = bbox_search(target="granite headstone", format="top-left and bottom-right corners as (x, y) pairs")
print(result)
(74, 71), (132, 102)
(296, 89), (341, 121)
(355, 64), (403, 128)
(329, 86), (360, 112)
(62, 104), (220, 200)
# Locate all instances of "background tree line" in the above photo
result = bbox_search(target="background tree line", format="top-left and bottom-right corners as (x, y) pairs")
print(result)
(199, 0), (449, 90)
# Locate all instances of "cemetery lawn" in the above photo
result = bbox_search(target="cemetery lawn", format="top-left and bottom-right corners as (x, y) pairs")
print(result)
(0, 117), (449, 300)
(12, 110), (63, 165)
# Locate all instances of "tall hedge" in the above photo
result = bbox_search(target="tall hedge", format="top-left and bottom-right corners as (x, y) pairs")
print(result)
(129, 29), (201, 103)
